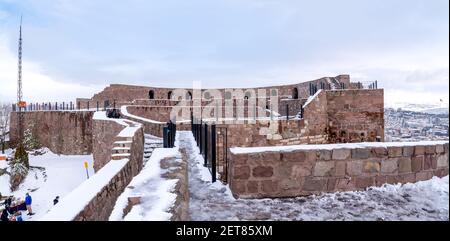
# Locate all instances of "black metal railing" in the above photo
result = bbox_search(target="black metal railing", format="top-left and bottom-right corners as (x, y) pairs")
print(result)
(191, 117), (217, 183)
(11, 99), (117, 112)
(163, 121), (176, 148)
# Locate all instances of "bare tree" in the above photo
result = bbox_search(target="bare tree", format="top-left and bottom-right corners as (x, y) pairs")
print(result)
(0, 102), (12, 154)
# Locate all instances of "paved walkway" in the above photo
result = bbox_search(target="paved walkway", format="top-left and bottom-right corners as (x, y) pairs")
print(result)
(178, 131), (449, 221)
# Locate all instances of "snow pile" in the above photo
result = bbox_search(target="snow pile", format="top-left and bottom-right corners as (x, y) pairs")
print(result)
(40, 159), (128, 221)
(120, 106), (166, 124)
(109, 143), (181, 221)
(230, 140), (449, 154)
(0, 149), (94, 221)
(178, 131), (449, 221)
(93, 111), (141, 138)
(303, 89), (323, 108)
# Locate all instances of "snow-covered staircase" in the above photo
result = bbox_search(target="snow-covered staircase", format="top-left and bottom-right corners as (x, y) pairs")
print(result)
(112, 137), (133, 160)
(143, 134), (163, 164)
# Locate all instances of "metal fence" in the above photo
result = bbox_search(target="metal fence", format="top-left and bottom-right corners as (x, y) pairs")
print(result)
(191, 117), (217, 183)
(11, 100), (117, 112)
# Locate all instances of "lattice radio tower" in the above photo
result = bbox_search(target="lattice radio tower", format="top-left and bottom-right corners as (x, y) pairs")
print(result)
(17, 16), (24, 143)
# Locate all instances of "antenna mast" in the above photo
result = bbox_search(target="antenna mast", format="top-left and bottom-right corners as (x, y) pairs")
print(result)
(17, 15), (24, 143)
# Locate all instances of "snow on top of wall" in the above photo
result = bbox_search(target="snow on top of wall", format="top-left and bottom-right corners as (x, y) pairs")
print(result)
(230, 141), (449, 155)
(303, 89), (323, 109)
(93, 111), (128, 126)
(109, 147), (181, 221)
(120, 106), (166, 124)
(118, 126), (141, 138)
(93, 111), (142, 138)
(40, 159), (129, 221)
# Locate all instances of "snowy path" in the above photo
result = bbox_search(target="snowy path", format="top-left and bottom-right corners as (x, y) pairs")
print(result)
(178, 131), (449, 221)
(109, 134), (180, 221)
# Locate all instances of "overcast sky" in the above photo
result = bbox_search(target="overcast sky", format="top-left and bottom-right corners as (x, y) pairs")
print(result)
(0, 0), (448, 105)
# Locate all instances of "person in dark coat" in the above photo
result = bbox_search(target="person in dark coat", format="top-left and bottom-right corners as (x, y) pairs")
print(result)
(1, 208), (10, 221)
(53, 196), (59, 205)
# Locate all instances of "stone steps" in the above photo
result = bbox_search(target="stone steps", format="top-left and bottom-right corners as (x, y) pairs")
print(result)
(142, 136), (163, 164)
(112, 153), (131, 160)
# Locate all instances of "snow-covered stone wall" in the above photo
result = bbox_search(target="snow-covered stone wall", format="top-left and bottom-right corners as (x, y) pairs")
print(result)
(229, 141), (449, 198)
(9, 111), (93, 155)
(41, 115), (144, 221)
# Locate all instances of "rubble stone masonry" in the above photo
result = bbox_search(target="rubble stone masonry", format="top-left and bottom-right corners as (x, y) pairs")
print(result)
(10, 111), (93, 155)
(228, 141), (449, 198)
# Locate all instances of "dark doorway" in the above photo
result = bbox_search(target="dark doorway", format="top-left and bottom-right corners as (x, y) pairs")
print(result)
(167, 91), (173, 100)
(149, 90), (155, 99)
(293, 87), (299, 99)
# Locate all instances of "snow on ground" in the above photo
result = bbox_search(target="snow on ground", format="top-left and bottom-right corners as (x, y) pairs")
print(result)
(178, 131), (449, 221)
(41, 158), (128, 221)
(0, 149), (94, 221)
(109, 135), (180, 221)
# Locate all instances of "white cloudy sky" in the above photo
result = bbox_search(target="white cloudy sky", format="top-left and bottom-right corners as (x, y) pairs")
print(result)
(0, 0), (448, 105)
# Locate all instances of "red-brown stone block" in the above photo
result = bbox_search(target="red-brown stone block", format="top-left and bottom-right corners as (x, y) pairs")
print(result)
(371, 147), (387, 157)
(411, 156), (423, 172)
(281, 151), (307, 162)
(247, 181), (259, 193)
(352, 148), (370, 159)
(355, 177), (374, 189)
(317, 150), (332, 161)
(381, 159), (398, 174)
(437, 153), (448, 168)
(363, 160), (380, 174)
(335, 161), (346, 177)
(346, 161), (363, 176)
(313, 161), (335, 176)
(232, 154), (248, 165)
(436, 144), (445, 154)
(302, 178), (327, 192)
(233, 166), (250, 180)
(332, 149), (351, 160)
(388, 147), (403, 158)
(252, 166), (274, 178)
(402, 146), (415, 157)
(231, 180), (246, 193)
(261, 180), (278, 193)
(425, 145), (436, 155)
(398, 158), (412, 173)
(414, 146), (425, 156)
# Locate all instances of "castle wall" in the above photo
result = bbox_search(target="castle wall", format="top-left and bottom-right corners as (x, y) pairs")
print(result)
(326, 89), (384, 143)
(9, 111), (93, 155)
(228, 141), (449, 198)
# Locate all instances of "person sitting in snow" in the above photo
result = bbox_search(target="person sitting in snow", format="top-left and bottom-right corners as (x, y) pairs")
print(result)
(13, 211), (23, 221)
(1, 208), (10, 221)
(25, 193), (34, 216)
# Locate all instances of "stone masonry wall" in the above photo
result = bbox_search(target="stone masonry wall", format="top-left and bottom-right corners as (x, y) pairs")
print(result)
(10, 111), (93, 155)
(326, 89), (384, 143)
(77, 75), (353, 108)
(228, 141), (449, 198)
(92, 118), (126, 171)
(74, 124), (144, 220)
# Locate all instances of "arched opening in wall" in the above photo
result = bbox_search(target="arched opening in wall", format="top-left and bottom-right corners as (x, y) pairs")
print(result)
(186, 91), (192, 100)
(293, 88), (299, 99)
(204, 91), (211, 100)
(149, 90), (155, 99)
(224, 91), (232, 100)
(167, 91), (173, 100)
(244, 92), (251, 100)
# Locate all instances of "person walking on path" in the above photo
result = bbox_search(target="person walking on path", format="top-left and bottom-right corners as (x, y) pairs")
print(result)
(53, 196), (59, 205)
(25, 193), (34, 216)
